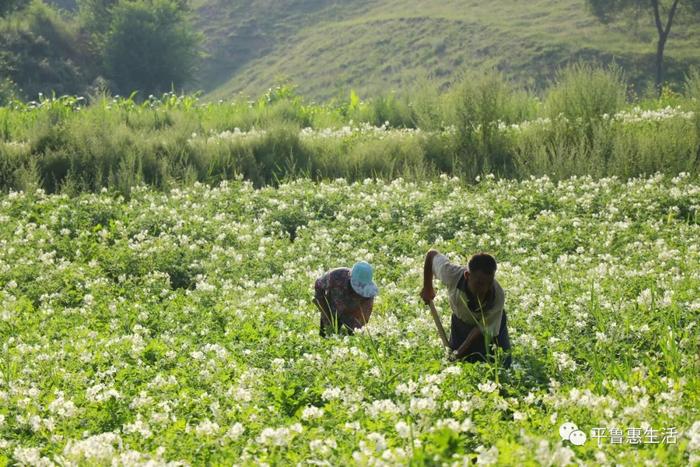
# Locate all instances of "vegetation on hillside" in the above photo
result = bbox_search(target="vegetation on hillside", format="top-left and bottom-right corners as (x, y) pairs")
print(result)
(0, 0), (200, 103)
(2, 0), (700, 102)
(587, 0), (700, 90)
(200, 0), (700, 101)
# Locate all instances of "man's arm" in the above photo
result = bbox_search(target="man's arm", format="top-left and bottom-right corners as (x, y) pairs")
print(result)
(420, 249), (439, 304)
(454, 326), (480, 358)
(454, 328), (498, 359)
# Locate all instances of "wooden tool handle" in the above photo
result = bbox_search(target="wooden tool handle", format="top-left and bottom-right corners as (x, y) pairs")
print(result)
(428, 300), (450, 348)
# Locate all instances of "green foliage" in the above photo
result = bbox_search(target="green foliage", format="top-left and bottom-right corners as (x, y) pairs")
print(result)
(0, 175), (698, 464)
(545, 62), (627, 124)
(407, 77), (445, 131)
(102, 0), (200, 96)
(0, 65), (699, 195)
(685, 67), (700, 101)
(45, 0), (78, 10)
(1, 0), (200, 100)
(585, 0), (700, 90)
(77, 0), (119, 50)
(586, 0), (645, 23)
(204, 0), (700, 102)
(0, 0), (88, 100)
(588, 0), (700, 23)
(0, 0), (31, 17)
(0, 78), (19, 105)
(446, 70), (527, 179)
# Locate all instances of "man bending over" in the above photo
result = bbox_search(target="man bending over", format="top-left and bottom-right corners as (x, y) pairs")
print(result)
(420, 249), (512, 368)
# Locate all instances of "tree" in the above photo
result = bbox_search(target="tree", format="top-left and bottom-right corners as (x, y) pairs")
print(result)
(102, 0), (200, 96)
(78, 0), (118, 33)
(0, 1), (88, 99)
(0, 0), (31, 17)
(587, 0), (700, 91)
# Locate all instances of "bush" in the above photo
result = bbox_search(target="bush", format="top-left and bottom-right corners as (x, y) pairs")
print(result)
(544, 62), (627, 124)
(0, 0), (31, 17)
(685, 67), (700, 102)
(0, 78), (19, 106)
(407, 77), (444, 131)
(0, 1), (88, 99)
(445, 70), (524, 179)
(102, 0), (200, 96)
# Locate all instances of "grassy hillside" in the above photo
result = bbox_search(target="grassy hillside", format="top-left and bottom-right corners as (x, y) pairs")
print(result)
(194, 0), (700, 101)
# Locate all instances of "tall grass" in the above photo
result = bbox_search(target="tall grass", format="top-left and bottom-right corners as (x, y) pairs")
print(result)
(545, 63), (627, 124)
(446, 70), (536, 179)
(686, 67), (700, 161)
(0, 64), (698, 196)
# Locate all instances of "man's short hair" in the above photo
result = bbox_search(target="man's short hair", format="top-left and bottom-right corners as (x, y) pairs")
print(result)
(468, 253), (497, 275)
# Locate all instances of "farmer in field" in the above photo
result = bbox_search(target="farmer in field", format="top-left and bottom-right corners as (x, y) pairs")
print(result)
(420, 249), (512, 368)
(314, 261), (378, 337)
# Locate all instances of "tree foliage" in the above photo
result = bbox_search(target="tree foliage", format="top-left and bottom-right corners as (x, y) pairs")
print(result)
(587, 0), (700, 89)
(0, 0), (32, 17)
(101, 0), (200, 96)
(0, 1), (86, 100)
(77, 0), (119, 34)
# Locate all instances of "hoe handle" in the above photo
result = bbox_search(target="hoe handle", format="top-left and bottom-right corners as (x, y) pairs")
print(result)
(428, 300), (450, 348)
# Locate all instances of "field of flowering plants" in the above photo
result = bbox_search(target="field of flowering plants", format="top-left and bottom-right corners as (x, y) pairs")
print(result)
(1, 173), (699, 465)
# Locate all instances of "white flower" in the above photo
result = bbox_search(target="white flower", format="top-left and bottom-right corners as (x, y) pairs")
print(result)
(195, 279), (216, 292)
(395, 380), (417, 396)
(553, 352), (577, 371)
(637, 288), (653, 307)
(301, 405), (324, 420)
(409, 397), (437, 414)
(478, 381), (498, 393)
(85, 384), (120, 402)
(344, 421), (361, 431)
(367, 432), (387, 452)
(366, 399), (401, 418)
(475, 445), (499, 465)
(550, 412), (558, 424)
(309, 437), (337, 456)
(395, 420), (411, 438)
(225, 422), (245, 440)
(48, 394), (77, 418)
(322, 386), (342, 401)
(12, 447), (53, 467)
(686, 421), (700, 451)
(257, 424), (303, 446)
(123, 416), (153, 439)
(551, 446), (576, 465)
(194, 419), (220, 437)
(63, 432), (122, 462)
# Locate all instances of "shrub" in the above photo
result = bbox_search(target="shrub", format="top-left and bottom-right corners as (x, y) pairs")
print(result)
(102, 0), (200, 96)
(445, 70), (523, 179)
(0, 1), (88, 99)
(544, 62), (627, 124)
